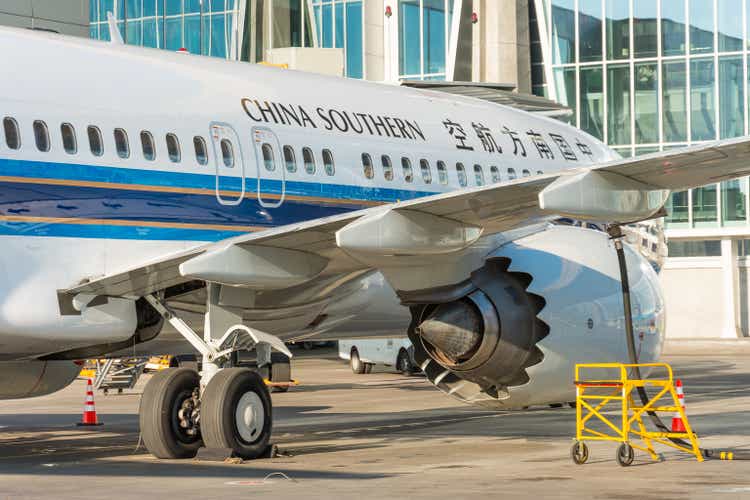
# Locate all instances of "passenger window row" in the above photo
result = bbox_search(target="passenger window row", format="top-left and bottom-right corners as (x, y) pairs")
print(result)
(3, 116), (212, 167)
(268, 144), (335, 177)
(360, 152), (545, 188)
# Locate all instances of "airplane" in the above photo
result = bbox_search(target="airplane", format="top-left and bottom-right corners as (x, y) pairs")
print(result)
(1, 25), (749, 461)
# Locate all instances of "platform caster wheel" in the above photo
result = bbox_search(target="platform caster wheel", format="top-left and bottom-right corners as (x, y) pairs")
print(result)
(350, 348), (366, 374)
(616, 443), (634, 467)
(201, 368), (272, 460)
(139, 368), (202, 459)
(571, 441), (589, 465)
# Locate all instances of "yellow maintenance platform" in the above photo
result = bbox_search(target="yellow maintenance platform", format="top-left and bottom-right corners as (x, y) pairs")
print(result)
(572, 363), (702, 466)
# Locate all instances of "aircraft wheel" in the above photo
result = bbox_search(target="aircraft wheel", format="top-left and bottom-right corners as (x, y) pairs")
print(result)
(139, 368), (202, 459)
(397, 349), (413, 375)
(616, 443), (634, 467)
(201, 368), (272, 460)
(350, 348), (366, 374)
(570, 441), (589, 465)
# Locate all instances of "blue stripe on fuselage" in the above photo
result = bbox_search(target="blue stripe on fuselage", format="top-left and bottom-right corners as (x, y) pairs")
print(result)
(0, 157), (437, 240)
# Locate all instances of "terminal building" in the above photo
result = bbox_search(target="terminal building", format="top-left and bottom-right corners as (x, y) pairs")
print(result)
(0, 0), (747, 339)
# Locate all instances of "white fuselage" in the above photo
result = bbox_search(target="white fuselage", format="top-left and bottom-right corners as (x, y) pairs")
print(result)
(0, 27), (619, 360)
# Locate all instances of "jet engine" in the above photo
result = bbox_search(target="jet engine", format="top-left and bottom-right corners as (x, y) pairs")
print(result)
(0, 361), (82, 399)
(404, 224), (665, 410)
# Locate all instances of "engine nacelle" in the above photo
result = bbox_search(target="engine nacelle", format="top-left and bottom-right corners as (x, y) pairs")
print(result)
(0, 360), (82, 399)
(405, 224), (665, 409)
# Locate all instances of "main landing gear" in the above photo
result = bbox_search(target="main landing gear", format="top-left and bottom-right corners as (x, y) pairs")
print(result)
(140, 286), (290, 460)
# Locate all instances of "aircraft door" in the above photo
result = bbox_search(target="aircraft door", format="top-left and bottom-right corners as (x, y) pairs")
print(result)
(210, 122), (245, 206)
(252, 126), (286, 208)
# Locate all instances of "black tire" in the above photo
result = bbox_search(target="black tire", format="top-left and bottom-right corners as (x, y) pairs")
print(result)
(616, 443), (634, 466)
(571, 441), (589, 465)
(139, 368), (202, 459)
(350, 348), (366, 374)
(201, 368), (272, 460)
(396, 349), (413, 375)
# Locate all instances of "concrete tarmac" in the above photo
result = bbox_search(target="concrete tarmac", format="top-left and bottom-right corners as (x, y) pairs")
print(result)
(1, 348), (749, 499)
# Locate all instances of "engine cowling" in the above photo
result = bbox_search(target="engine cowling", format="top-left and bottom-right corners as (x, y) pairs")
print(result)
(0, 361), (82, 399)
(404, 224), (665, 409)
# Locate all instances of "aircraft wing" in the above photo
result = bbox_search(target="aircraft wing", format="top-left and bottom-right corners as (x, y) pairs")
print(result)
(61, 137), (750, 303)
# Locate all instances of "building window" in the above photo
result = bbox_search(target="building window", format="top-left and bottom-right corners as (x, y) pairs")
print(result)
(166, 133), (181, 162)
(607, 64), (631, 145)
(722, 178), (748, 225)
(3, 117), (20, 150)
(436, 161), (448, 184)
(382, 155), (394, 181)
(61, 123), (77, 154)
(313, 0), (364, 78)
(88, 126), (104, 157)
(580, 66), (603, 140)
(362, 153), (374, 179)
(419, 159), (432, 184)
(662, 1), (686, 56)
(690, 58), (716, 141)
(283, 146), (297, 173)
(322, 148), (335, 175)
(89, 0), (241, 60)
(401, 157), (414, 182)
(667, 240), (721, 257)
(635, 63), (659, 144)
(398, 0), (452, 80)
(662, 61), (688, 142)
(303, 147), (316, 174)
(689, 0), (714, 54)
(262, 143), (276, 171)
(221, 139), (234, 167)
(456, 162), (467, 187)
(551, 0), (575, 64)
(606, 0), (630, 59)
(633, 0), (657, 58)
(141, 131), (156, 161)
(114, 128), (130, 159)
(33, 120), (50, 152)
(194, 136), (208, 165)
(719, 56), (744, 139)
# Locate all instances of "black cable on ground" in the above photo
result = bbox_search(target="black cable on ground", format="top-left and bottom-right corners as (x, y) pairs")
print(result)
(608, 225), (750, 460)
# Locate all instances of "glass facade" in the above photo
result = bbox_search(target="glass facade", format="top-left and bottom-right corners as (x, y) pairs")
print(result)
(312, 0), (363, 78)
(538, 0), (750, 229)
(398, 0), (453, 80)
(90, 0), (241, 59)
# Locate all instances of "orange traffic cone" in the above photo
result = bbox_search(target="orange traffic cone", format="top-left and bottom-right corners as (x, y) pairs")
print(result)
(671, 379), (687, 433)
(77, 379), (102, 426)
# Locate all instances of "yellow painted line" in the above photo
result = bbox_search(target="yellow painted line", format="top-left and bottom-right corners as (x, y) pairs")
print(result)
(0, 175), (382, 207)
(0, 214), (264, 233)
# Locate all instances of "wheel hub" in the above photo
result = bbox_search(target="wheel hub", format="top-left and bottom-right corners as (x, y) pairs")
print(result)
(177, 387), (201, 437)
(235, 391), (264, 443)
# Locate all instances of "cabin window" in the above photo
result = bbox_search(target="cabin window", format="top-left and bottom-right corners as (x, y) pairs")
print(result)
(537, 170), (544, 175)
(522, 169), (531, 177)
(362, 153), (374, 179)
(474, 164), (485, 186)
(61, 123), (77, 154)
(437, 161), (448, 184)
(114, 128), (129, 159)
(220, 139), (234, 167)
(87, 126), (103, 157)
(322, 149), (335, 176)
(283, 145), (297, 173)
(140, 131), (156, 161)
(166, 133), (181, 162)
(3, 117), (20, 150)
(262, 143), (276, 171)
(490, 166), (500, 183)
(456, 162), (467, 187)
(401, 157), (413, 182)
(33, 120), (50, 152)
(303, 147), (316, 174)
(507, 167), (517, 180)
(420, 159), (432, 184)
(194, 136), (208, 165)
(381, 155), (393, 181)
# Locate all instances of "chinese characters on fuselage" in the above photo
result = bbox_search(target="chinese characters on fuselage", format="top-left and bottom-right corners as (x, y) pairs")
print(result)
(443, 118), (594, 163)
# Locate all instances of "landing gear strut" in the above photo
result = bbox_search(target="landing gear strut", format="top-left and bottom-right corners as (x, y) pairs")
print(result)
(138, 285), (290, 460)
